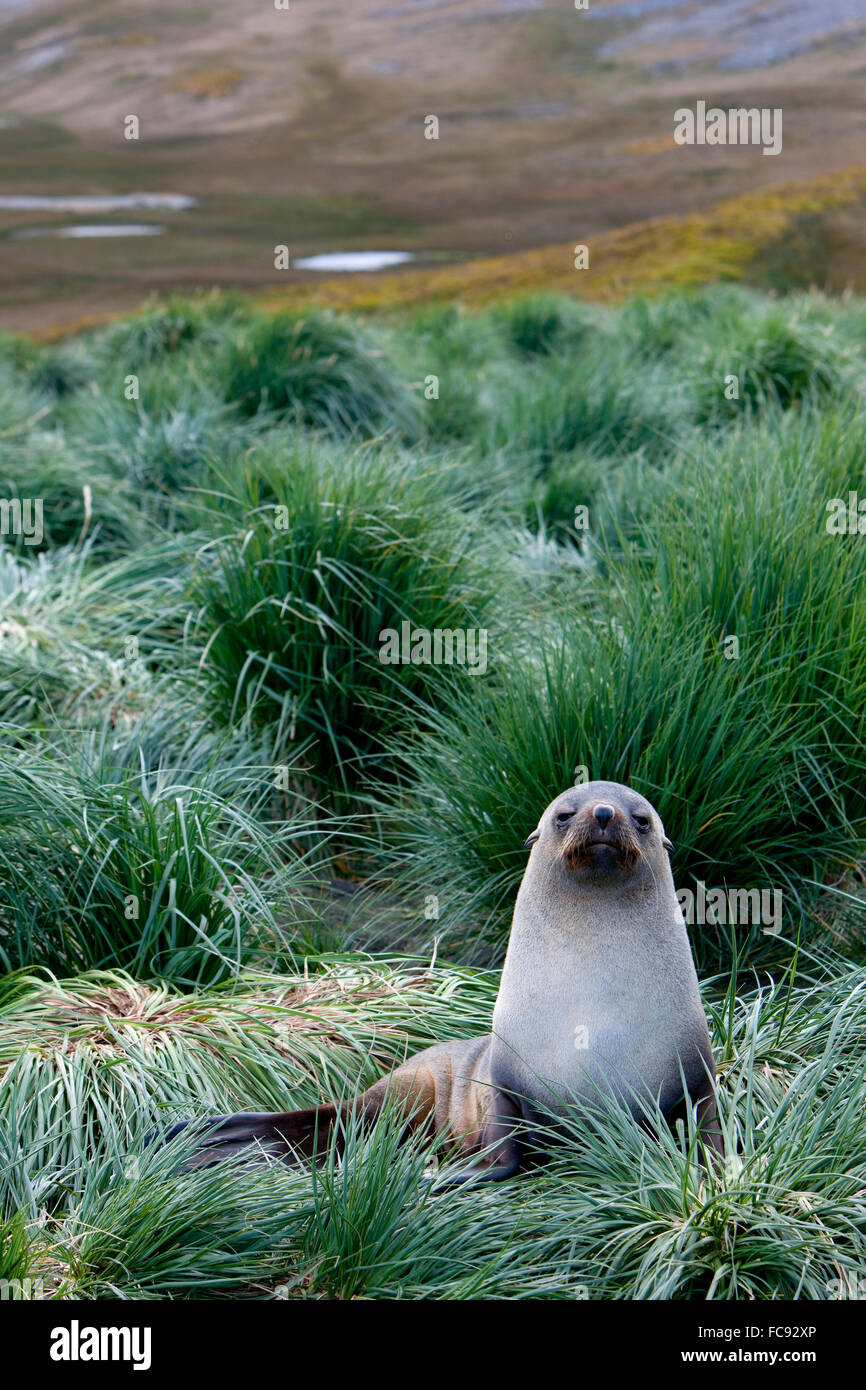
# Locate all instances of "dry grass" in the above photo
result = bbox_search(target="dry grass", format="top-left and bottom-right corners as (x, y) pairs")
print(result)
(169, 67), (245, 100)
(252, 165), (866, 314)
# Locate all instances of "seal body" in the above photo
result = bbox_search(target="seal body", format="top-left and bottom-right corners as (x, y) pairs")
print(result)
(490, 780), (716, 1138)
(167, 780), (720, 1176)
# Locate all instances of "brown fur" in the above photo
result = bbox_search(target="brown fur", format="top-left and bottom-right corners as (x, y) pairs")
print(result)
(561, 802), (643, 873)
(174, 1035), (521, 1180)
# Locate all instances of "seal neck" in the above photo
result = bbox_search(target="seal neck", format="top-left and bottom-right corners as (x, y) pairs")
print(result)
(512, 856), (685, 948)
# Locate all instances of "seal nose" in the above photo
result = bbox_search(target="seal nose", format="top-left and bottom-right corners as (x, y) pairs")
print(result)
(593, 804), (615, 829)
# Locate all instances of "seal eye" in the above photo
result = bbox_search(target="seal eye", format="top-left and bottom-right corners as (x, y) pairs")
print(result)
(554, 810), (575, 830)
(633, 813), (650, 833)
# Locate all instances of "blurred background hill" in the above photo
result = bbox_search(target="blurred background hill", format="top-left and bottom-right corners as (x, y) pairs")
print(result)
(1, 0), (866, 331)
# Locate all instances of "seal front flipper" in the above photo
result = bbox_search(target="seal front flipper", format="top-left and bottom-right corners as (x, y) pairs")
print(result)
(433, 1087), (523, 1186)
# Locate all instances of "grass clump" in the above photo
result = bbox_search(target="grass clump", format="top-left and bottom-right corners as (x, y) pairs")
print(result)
(94, 294), (248, 371)
(0, 541), (192, 730)
(688, 297), (854, 423)
(493, 293), (592, 359)
(0, 435), (145, 557)
(218, 309), (421, 439)
(190, 444), (493, 795)
(486, 335), (693, 469)
(0, 720), (314, 985)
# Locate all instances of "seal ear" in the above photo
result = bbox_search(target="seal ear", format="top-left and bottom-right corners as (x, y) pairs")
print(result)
(662, 836), (674, 856)
(523, 828), (541, 850)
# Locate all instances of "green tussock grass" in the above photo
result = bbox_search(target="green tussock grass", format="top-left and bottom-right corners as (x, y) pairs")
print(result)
(0, 706), (322, 985)
(2, 952), (865, 1299)
(1, 280), (866, 1299)
(217, 309), (421, 440)
(187, 442), (494, 796)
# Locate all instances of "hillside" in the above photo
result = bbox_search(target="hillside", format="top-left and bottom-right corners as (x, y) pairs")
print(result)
(2, 0), (866, 330)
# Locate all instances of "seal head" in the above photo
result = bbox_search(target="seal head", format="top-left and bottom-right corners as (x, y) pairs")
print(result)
(523, 779), (673, 887)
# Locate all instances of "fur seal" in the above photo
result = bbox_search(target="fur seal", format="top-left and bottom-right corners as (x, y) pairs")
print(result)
(168, 781), (721, 1177)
